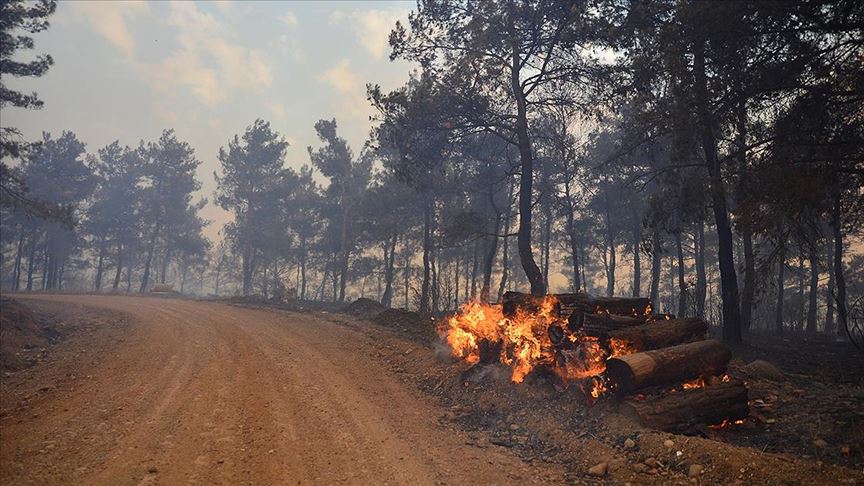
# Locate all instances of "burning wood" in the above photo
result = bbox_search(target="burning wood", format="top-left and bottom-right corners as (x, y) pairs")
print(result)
(600, 318), (708, 353)
(620, 381), (750, 432)
(442, 291), (748, 434)
(605, 339), (731, 394)
(441, 296), (609, 384)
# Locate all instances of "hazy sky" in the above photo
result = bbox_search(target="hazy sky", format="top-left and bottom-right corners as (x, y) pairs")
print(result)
(5, 0), (416, 241)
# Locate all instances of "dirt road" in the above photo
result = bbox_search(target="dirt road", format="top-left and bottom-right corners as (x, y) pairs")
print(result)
(1, 295), (564, 485)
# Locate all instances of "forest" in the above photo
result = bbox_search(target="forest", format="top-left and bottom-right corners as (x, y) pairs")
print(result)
(2, 0), (862, 347)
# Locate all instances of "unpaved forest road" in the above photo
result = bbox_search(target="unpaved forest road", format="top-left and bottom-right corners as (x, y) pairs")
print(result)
(1, 295), (564, 485)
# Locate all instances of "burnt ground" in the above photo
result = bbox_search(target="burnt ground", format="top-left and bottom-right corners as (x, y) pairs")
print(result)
(315, 303), (864, 485)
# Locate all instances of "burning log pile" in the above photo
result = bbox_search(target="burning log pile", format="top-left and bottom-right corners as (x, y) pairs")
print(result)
(439, 291), (750, 433)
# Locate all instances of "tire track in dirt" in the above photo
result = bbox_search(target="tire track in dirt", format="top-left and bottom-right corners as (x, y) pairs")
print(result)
(1, 295), (565, 485)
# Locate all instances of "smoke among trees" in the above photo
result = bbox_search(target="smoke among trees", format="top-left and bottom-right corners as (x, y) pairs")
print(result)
(1, 0), (862, 344)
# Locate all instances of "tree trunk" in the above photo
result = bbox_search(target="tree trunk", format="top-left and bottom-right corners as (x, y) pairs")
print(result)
(126, 260), (133, 292)
(606, 339), (731, 393)
(741, 229), (755, 331)
(420, 195), (433, 313)
(621, 381), (749, 432)
(381, 232), (398, 307)
(299, 238), (308, 300)
(112, 240), (124, 291)
(566, 208), (581, 292)
(94, 234), (107, 291)
(825, 236), (835, 334)
(510, 42), (544, 296)
(12, 229), (24, 291)
(693, 35), (741, 343)
(160, 247), (172, 285)
(542, 196), (552, 291)
(675, 231), (687, 317)
(775, 234), (786, 335)
(139, 225), (160, 293)
(605, 205), (616, 298)
(797, 253), (806, 331)
(832, 196), (847, 339)
(650, 230), (661, 307)
(480, 211), (502, 303)
(695, 222), (707, 318)
(404, 251), (410, 308)
(806, 243), (819, 334)
(470, 241), (479, 299)
(180, 263), (188, 293)
(27, 230), (36, 292)
(632, 221), (641, 297)
(735, 76), (755, 333)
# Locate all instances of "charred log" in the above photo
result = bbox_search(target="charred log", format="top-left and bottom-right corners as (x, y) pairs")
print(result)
(501, 291), (561, 317)
(556, 293), (652, 316)
(620, 381), (749, 432)
(605, 339), (731, 393)
(575, 313), (646, 334)
(547, 324), (566, 345)
(602, 318), (708, 353)
(477, 338), (503, 364)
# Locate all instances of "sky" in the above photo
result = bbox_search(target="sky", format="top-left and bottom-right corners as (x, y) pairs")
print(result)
(5, 0), (416, 242)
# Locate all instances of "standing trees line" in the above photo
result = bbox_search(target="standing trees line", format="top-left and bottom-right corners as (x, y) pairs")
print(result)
(1, 0), (862, 344)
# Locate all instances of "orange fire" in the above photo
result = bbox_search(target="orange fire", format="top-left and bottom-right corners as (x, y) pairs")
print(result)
(440, 298), (616, 392)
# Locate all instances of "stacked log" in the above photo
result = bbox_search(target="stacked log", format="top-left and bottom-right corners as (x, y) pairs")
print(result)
(555, 293), (652, 317)
(498, 291), (748, 432)
(620, 380), (749, 432)
(601, 318), (708, 353)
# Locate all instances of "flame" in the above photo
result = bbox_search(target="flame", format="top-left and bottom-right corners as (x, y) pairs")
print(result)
(440, 298), (628, 392)
(682, 377), (706, 389)
(609, 337), (638, 356)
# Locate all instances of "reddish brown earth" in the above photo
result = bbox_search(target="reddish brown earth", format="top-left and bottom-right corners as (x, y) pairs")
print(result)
(2, 294), (862, 485)
(0, 295), (564, 485)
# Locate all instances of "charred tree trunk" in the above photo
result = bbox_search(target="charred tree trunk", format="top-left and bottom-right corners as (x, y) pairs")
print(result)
(480, 213), (502, 303)
(832, 196), (847, 339)
(797, 253), (806, 332)
(694, 222), (707, 318)
(806, 243), (819, 334)
(825, 237), (835, 334)
(606, 339), (731, 393)
(498, 202), (512, 302)
(775, 234), (786, 335)
(542, 196), (552, 291)
(675, 231), (687, 317)
(621, 381), (749, 432)
(693, 36), (741, 343)
(510, 42), (544, 296)
(741, 229), (755, 331)
(420, 196), (433, 313)
(632, 221), (641, 297)
(470, 241), (479, 299)
(649, 230), (661, 307)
